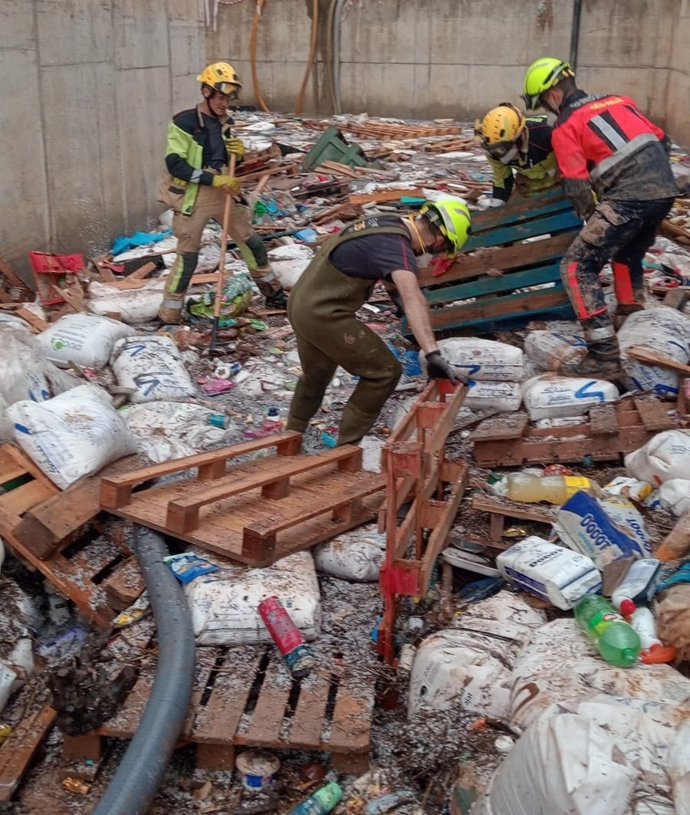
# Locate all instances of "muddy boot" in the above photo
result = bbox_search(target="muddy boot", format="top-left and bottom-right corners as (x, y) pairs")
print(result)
(613, 303), (644, 330)
(265, 288), (289, 309)
(559, 319), (626, 382)
(158, 296), (184, 324)
(253, 264), (288, 310)
(158, 251), (197, 324)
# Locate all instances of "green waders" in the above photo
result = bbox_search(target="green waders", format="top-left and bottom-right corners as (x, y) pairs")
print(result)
(286, 223), (406, 446)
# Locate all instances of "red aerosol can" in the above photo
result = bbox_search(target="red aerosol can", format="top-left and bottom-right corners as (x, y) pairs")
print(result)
(258, 596), (315, 678)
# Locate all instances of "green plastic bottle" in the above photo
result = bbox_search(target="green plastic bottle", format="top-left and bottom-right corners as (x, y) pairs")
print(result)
(287, 782), (343, 815)
(574, 595), (641, 668)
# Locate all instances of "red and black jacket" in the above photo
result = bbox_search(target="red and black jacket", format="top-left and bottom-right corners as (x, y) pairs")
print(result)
(552, 90), (677, 205)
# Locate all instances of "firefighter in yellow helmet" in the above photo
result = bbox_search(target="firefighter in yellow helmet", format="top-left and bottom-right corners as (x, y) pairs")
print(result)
(286, 198), (471, 447)
(157, 62), (288, 324)
(474, 102), (560, 207)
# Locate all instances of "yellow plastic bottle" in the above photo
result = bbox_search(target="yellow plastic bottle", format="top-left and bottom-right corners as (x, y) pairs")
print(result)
(506, 473), (599, 505)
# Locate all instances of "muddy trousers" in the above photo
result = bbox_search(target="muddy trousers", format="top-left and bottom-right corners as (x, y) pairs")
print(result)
(160, 185), (282, 321)
(286, 315), (402, 447)
(561, 198), (675, 323)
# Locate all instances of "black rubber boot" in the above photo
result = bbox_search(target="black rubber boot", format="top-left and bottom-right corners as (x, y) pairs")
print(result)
(265, 288), (289, 309)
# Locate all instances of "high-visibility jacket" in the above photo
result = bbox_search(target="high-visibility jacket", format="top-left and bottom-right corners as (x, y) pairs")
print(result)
(490, 116), (560, 201)
(552, 91), (677, 201)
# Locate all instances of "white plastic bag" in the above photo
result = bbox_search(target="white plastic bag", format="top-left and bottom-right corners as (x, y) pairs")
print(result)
(37, 313), (135, 369)
(122, 401), (238, 464)
(522, 373), (619, 420)
(0, 326), (77, 408)
(618, 307), (690, 398)
(408, 592), (546, 721)
(110, 335), (196, 403)
(464, 380), (522, 412)
(184, 550), (321, 646)
(7, 384), (138, 488)
(428, 338), (524, 382)
(87, 280), (166, 324)
(313, 524), (386, 581)
(625, 430), (690, 486)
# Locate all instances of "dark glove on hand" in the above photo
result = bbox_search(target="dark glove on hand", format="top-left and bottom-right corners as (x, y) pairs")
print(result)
(389, 289), (405, 318)
(425, 351), (461, 384)
(564, 178), (596, 221)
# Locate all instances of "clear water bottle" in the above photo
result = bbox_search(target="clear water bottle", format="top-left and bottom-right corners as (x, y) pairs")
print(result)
(574, 595), (641, 668)
(506, 473), (599, 505)
(287, 782), (343, 815)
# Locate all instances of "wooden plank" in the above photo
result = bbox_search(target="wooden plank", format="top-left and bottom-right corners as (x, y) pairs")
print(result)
(471, 493), (557, 525)
(288, 676), (330, 749)
(127, 261), (158, 280)
(626, 346), (690, 376)
(419, 478), (465, 590)
(464, 211), (581, 252)
(0, 706), (57, 803)
(348, 188), (425, 205)
(239, 661), (292, 747)
(634, 398), (676, 432)
(328, 675), (372, 754)
(589, 404), (619, 436)
(100, 433), (303, 508)
(471, 413), (528, 442)
(0, 480), (52, 517)
(166, 446), (363, 534)
(102, 556), (145, 611)
(418, 232), (574, 287)
(468, 188), (572, 232)
(15, 307), (48, 333)
(424, 262), (562, 306)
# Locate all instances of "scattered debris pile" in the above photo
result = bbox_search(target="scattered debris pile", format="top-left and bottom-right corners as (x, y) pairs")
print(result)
(0, 112), (689, 814)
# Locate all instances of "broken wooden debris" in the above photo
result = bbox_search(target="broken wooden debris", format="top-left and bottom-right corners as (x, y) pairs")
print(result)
(0, 705), (57, 803)
(378, 379), (469, 663)
(0, 256), (34, 304)
(471, 398), (676, 468)
(466, 493), (557, 550)
(100, 432), (386, 568)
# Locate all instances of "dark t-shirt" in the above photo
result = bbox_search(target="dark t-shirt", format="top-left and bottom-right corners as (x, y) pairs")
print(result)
(202, 113), (228, 170)
(330, 217), (419, 281)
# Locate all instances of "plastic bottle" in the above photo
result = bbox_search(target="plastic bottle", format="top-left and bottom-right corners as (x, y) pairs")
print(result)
(506, 472), (600, 505)
(574, 595), (641, 668)
(629, 606), (677, 665)
(258, 596), (315, 678)
(611, 558), (661, 617)
(287, 782), (343, 815)
(262, 406), (284, 435)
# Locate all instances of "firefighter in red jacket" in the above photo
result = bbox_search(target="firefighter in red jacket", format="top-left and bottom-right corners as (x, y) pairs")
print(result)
(522, 58), (678, 379)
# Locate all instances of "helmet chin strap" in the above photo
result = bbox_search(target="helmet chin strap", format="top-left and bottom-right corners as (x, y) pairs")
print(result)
(404, 216), (429, 256)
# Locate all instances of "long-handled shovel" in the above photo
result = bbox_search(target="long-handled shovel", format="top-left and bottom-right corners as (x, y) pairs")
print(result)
(210, 154), (237, 350)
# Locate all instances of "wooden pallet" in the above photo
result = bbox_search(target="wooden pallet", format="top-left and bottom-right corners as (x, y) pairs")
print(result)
(0, 705), (57, 802)
(466, 493), (556, 550)
(378, 380), (469, 663)
(101, 433), (386, 568)
(0, 444), (140, 628)
(63, 644), (374, 774)
(409, 189), (580, 336)
(471, 398), (677, 468)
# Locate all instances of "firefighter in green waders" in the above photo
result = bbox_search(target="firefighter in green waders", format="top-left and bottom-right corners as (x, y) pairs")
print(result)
(286, 198), (472, 447)
(474, 102), (560, 206)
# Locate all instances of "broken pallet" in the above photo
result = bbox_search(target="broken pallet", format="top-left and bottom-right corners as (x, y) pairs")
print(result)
(378, 380), (469, 663)
(64, 643), (373, 775)
(0, 705), (57, 802)
(466, 493), (557, 550)
(410, 189), (580, 336)
(100, 432), (386, 568)
(471, 398), (676, 468)
(0, 444), (140, 628)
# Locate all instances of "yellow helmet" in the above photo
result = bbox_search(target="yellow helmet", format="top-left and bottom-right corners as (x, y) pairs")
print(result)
(475, 103), (526, 156)
(420, 197), (472, 254)
(197, 62), (242, 95)
(522, 57), (574, 110)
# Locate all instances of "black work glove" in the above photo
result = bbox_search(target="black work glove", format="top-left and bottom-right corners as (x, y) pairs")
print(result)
(389, 288), (405, 318)
(425, 351), (463, 384)
(564, 178), (596, 221)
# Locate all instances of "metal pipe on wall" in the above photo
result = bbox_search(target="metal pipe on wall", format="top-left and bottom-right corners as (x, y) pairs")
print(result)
(570, 0), (583, 70)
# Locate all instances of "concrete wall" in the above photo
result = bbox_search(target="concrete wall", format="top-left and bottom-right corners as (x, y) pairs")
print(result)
(1, 0), (687, 283)
(0, 0), (205, 282)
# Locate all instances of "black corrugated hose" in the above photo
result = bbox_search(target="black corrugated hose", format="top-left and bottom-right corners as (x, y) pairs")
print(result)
(92, 526), (196, 815)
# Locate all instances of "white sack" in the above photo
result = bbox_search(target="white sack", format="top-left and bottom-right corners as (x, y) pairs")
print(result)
(625, 430), (690, 486)
(429, 338), (524, 382)
(0, 326), (77, 408)
(510, 618), (690, 733)
(522, 373), (619, 420)
(408, 591), (546, 721)
(464, 380), (522, 412)
(184, 550), (321, 646)
(619, 307), (690, 399)
(123, 401), (238, 464)
(313, 523), (386, 581)
(523, 325), (586, 372)
(37, 313), (135, 369)
(110, 335), (196, 403)
(267, 244), (314, 289)
(88, 280), (165, 324)
(7, 384), (138, 488)
(657, 479), (690, 516)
